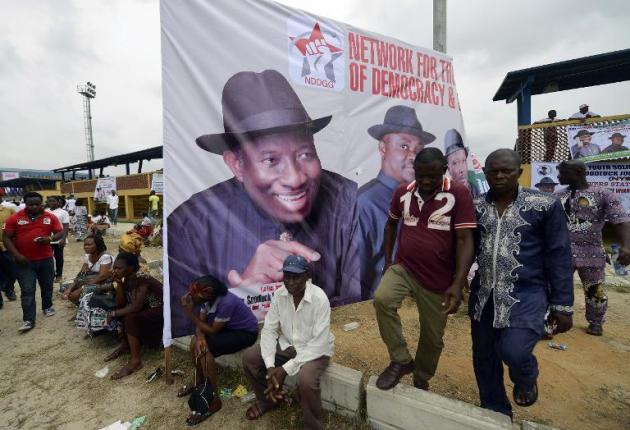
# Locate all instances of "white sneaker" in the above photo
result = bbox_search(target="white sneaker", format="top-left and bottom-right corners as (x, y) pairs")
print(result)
(18, 321), (34, 332)
(44, 307), (56, 317)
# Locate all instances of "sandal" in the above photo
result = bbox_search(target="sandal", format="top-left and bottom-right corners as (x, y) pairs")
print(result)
(185, 411), (210, 426)
(177, 383), (196, 398)
(111, 363), (142, 380)
(513, 381), (538, 407)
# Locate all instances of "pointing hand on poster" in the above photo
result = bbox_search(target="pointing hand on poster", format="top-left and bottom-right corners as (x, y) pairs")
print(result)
(227, 240), (321, 288)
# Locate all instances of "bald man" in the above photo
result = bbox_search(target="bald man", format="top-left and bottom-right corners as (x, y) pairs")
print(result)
(470, 149), (573, 417)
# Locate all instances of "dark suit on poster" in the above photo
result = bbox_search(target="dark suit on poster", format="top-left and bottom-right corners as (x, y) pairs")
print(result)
(167, 172), (360, 337)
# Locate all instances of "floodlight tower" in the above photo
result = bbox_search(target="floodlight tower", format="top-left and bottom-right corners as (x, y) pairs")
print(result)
(77, 82), (96, 162)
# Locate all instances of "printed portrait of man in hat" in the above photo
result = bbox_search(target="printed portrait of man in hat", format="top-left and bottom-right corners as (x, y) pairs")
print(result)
(570, 129), (600, 159)
(356, 105), (435, 299)
(602, 132), (629, 154)
(443, 129), (479, 198)
(534, 176), (559, 194)
(167, 69), (360, 330)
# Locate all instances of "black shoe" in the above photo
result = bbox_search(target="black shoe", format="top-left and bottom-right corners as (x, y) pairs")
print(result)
(376, 360), (415, 390)
(586, 323), (603, 336)
(5, 290), (16, 301)
(413, 378), (429, 391)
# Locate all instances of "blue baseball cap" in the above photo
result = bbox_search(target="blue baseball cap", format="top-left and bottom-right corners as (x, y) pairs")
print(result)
(280, 255), (309, 274)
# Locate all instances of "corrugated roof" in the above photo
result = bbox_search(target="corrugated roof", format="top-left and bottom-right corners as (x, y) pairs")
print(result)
(54, 146), (162, 173)
(493, 49), (630, 102)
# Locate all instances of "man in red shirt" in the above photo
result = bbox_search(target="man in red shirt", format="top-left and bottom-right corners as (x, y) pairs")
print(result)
(3, 192), (63, 332)
(373, 148), (475, 390)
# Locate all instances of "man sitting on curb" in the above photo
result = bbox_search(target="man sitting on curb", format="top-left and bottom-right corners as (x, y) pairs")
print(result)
(242, 255), (334, 430)
(374, 147), (476, 391)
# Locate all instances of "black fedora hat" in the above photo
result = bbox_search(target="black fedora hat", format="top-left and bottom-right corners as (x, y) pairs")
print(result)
(535, 176), (558, 187)
(196, 70), (332, 154)
(574, 129), (595, 139)
(443, 129), (467, 157)
(609, 133), (626, 140)
(368, 105), (436, 143)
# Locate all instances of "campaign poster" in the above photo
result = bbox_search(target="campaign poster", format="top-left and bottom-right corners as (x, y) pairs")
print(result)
(151, 173), (164, 194)
(566, 119), (630, 162)
(531, 161), (630, 214)
(530, 162), (565, 194)
(94, 176), (116, 203)
(161, 0), (478, 340)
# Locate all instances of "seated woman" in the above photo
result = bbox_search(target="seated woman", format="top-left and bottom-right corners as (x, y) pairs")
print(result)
(105, 252), (164, 380)
(90, 211), (111, 236)
(119, 229), (151, 274)
(177, 275), (259, 426)
(134, 212), (154, 239)
(64, 235), (113, 304)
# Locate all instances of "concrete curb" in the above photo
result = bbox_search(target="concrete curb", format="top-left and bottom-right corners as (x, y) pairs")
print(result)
(171, 339), (565, 429)
(522, 421), (561, 430)
(366, 376), (513, 430)
(171, 337), (362, 417)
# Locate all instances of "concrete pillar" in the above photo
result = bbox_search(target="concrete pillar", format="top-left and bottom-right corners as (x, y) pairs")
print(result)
(124, 195), (135, 220)
(433, 0), (447, 53)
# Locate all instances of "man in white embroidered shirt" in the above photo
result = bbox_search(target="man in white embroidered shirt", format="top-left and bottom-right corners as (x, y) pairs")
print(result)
(242, 255), (334, 430)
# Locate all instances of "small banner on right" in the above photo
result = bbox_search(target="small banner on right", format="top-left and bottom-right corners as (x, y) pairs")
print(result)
(531, 160), (630, 214)
(566, 119), (630, 162)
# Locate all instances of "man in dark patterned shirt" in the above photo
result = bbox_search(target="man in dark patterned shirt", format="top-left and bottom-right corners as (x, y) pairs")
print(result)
(471, 149), (573, 418)
(557, 160), (630, 336)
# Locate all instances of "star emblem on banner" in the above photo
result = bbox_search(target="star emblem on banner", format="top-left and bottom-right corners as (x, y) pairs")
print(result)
(290, 23), (343, 82)
(290, 23), (342, 57)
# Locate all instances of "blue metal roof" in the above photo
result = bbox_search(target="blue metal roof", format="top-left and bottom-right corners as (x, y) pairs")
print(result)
(493, 48), (630, 102)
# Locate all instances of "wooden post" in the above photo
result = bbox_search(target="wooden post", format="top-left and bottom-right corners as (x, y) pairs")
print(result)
(164, 346), (174, 385)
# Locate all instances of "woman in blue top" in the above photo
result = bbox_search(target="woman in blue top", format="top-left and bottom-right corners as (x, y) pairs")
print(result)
(178, 274), (259, 426)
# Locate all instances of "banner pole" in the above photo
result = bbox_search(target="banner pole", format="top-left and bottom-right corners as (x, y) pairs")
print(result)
(164, 346), (174, 385)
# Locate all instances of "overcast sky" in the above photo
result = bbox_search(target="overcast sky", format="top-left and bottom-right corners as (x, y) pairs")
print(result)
(2, 0), (629, 173)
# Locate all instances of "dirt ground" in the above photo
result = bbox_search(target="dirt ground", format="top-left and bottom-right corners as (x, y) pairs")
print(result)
(1, 224), (629, 429)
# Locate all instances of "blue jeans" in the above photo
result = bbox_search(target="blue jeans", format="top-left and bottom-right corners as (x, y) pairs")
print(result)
(470, 297), (540, 417)
(14, 257), (55, 323)
(0, 250), (17, 301)
(109, 208), (118, 225)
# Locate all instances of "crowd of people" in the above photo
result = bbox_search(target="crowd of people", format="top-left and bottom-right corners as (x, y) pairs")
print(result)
(1, 142), (628, 428)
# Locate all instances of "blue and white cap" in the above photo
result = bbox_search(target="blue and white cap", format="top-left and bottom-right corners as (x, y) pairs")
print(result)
(280, 255), (309, 274)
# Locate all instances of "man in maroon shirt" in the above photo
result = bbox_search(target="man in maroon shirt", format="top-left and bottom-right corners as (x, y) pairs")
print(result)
(373, 148), (476, 390)
(3, 192), (63, 332)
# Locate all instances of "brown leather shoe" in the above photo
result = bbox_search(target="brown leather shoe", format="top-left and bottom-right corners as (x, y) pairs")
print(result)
(376, 360), (414, 390)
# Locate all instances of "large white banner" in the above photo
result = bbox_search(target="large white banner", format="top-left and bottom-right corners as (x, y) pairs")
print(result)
(94, 176), (116, 203)
(1, 172), (19, 181)
(161, 0), (477, 339)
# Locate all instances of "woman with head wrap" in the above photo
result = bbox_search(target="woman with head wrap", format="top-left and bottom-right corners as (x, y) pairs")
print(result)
(177, 275), (259, 426)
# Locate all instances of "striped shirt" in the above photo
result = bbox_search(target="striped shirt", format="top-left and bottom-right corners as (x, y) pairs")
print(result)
(388, 177), (476, 293)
